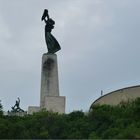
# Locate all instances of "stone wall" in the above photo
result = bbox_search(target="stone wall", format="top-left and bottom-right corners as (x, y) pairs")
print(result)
(91, 85), (140, 107)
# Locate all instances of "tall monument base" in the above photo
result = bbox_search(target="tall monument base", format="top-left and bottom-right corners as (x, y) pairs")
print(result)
(43, 96), (65, 113)
(28, 96), (65, 114)
(28, 53), (65, 114)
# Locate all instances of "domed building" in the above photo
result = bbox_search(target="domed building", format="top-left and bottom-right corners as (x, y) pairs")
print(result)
(90, 85), (140, 108)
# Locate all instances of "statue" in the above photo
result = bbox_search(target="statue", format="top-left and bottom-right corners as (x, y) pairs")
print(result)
(7, 98), (27, 116)
(41, 9), (61, 54)
(11, 98), (24, 113)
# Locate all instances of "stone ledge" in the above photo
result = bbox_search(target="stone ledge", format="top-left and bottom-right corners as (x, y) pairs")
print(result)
(28, 106), (40, 114)
(42, 96), (65, 114)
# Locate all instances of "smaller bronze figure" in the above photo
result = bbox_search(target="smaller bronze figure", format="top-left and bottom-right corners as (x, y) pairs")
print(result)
(41, 9), (61, 54)
(11, 98), (24, 113)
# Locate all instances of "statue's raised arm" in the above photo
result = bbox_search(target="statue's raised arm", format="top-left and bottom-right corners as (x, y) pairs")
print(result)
(41, 9), (49, 22)
(41, 9), (61, 54)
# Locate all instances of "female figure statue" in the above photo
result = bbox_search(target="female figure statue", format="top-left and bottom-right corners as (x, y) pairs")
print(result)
(41, 9), (61, 54)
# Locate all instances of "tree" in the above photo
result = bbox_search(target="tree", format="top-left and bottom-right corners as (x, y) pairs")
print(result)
(0, 100), (3, 116)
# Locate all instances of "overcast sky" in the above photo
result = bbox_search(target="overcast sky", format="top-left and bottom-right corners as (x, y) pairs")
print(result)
(0, 0), (140, 112)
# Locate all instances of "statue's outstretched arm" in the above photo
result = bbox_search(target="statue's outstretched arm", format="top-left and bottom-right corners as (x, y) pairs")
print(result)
(18, 97), (20, 103)
(41, 9), (50, 23)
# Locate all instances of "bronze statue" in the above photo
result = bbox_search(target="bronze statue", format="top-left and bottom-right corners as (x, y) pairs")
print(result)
(41, 9), (61, 54)
(11, 98), (24, 113)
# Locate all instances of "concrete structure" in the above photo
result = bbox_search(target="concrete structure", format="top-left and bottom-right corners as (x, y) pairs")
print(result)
(44, 96), (65, 113)
(40, 54), (60, 107)
(7, 111), (27, 117)
(28, 53), (65, 114)
(28, 106), (40, 114)
(90, 85), (140, 108)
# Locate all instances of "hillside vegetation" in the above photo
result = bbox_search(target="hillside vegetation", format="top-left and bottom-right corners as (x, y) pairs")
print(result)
(0, 98), (140, 139)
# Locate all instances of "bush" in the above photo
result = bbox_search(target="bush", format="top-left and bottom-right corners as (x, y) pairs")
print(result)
(0, 100), (3, 116)
(0, 98), (140, 139)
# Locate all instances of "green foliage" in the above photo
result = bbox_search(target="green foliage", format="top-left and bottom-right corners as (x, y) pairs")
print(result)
(88, 98), (140, 139)
(0, 98), (140, 138)
(0, 100), (3, 116)
(88, 131), (100, 139)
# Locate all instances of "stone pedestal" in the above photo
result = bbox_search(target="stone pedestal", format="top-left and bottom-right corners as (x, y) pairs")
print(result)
(28, 106), (40, 114)
(43, 96), (65, 113)
(28, 53), (65, 114)
(8, 111), (27, 116)
(40, 54), (60, 107)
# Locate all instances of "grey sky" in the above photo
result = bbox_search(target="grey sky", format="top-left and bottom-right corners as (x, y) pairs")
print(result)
(0, 0), (140, 112)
